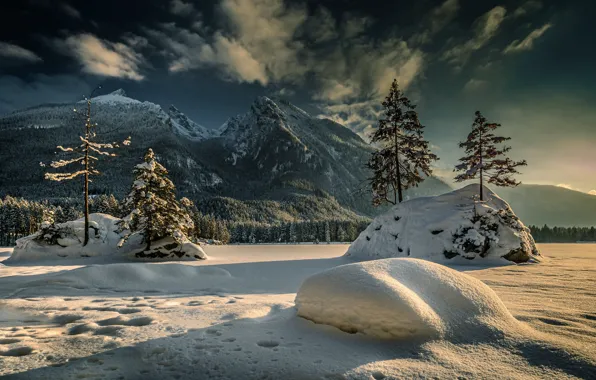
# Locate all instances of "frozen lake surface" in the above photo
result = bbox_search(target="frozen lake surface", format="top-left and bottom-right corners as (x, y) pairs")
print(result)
(0, 244), (595, 379)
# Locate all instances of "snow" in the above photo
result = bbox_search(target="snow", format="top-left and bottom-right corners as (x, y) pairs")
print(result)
(6, 213), (206, 263)
(89, 89), (142, 105)
(347, 184), (540, 263)
(295, 258), (517, 339)
(167, 105), (216, 141)
(0, 244), (594, 379)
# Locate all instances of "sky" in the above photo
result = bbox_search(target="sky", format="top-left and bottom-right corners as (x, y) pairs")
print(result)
(1, 0), (595, 193)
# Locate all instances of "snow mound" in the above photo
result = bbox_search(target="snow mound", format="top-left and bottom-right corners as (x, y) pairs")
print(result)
(52, 263), (231, 291)
(295, 258), (517, 339)
(7, 213), (206, 263)
(346, 184), (539, 263)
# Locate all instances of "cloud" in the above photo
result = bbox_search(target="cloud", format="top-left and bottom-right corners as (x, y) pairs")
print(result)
(442, 6), (507, 67)
(170, 0), (195, 16)
(411, 0), (460, 45)
(218, 0), (308, 83)
(463, 78), (488, 92)
(0, 41), (42, 64)
(589, 190), (596, 196)
(503, 23), (552, 54)
(557, 183), (573, 190)
(142, 0), (425, 135)
(147, 0), (423, 104)
(60, 3), (81, 19)
(513, 0), (543, 18)
(53, 34), (145, 81)
(341, 15), (372, 39)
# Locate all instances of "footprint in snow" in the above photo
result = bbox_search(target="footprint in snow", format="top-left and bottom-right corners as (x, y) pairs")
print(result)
(52, 314), (85, 325)
(0, 338), (21, 344)
(117, 308), (142, 315)
(97, 316), (154, 327)
(256, 340), (279, 348)
(67, 323), (97, 336)
(0, 346), (34, 356)
(94, 326), (124, 336)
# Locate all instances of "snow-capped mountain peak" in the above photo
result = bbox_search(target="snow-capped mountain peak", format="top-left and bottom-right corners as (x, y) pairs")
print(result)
(167, 104), (217, 141)
(90, 88), (141, 105)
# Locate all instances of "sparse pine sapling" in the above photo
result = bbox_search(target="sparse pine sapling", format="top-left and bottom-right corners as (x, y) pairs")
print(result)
(44, 86), (131, 245)
(367, 79), (438, 205)
(454, 111), (527, 201)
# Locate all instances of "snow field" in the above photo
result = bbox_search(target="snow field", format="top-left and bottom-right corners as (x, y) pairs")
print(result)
(0, 244), (594, 379)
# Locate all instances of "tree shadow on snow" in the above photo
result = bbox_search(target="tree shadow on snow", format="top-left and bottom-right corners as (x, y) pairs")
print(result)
(0, 257), (350, 299)
(4, 305), (596, 380)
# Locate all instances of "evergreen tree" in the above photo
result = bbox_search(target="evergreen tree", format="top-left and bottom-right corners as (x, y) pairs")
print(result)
(367, 79), (438, 205)
(454, 111), (527, 201)
(324, 221), (331, 244)
(44, 86), (130, 245)
(119, 148), (192, 252)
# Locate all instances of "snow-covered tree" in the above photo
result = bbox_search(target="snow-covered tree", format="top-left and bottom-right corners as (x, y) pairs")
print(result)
(44, 87), (130, 245)
(119, 148), (193, 253)
(324, 221), (331, 244)
(367, 79), (438, 205)
(454, 111), (527, 201)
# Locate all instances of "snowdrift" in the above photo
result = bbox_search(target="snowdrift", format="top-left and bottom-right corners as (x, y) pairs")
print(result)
(49, 263), (231, 292)
(346, 184), (539, 263)
(7, 213), (206, 263)
(295, 258), (518, 339)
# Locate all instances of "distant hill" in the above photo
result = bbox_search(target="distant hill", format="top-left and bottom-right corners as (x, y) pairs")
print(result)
(495, 184), (596, 227)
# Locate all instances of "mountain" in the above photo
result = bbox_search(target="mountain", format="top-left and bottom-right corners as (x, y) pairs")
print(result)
(496, 184), (596, 227)
(0, 90), (451, 223)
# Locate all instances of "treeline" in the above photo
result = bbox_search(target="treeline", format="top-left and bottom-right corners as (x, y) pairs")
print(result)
(529, 225), (596, 243)
(0, 195), (368, 246)
(228, 220), (370, 244)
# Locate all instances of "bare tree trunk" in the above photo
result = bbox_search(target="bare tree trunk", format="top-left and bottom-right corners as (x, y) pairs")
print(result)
(394, 129), (403, 203)
(83, 99), (90, 246)
(479, 128), (484, 201)
(145, 211), (152, 251)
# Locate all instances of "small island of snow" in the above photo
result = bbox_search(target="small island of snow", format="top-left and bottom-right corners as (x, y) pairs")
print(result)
(295, 258), (519, 339)
(6, 213), (206, 263)
(346, 184), (539, 263)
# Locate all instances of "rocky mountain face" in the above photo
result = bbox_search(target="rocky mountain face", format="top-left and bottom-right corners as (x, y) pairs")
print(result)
(0, 90), (451, 222)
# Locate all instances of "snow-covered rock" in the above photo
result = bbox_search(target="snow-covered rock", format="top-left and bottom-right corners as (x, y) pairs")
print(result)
(295, 258), (518, 339)
(7, 213), (206, 263)
(346, 184), (539, 263)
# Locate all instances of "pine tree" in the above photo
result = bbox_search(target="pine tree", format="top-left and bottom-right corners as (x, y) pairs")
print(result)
(454, 111), (527, 201)
(367, 79), (438, 205)
(324, 221), (331, 244)
(44, 86), (130, 245)
(119, 149), (192, 252)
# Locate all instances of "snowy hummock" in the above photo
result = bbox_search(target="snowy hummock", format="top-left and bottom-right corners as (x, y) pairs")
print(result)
(346, 184), (539, 263)
(295, 258), (517, 339)
(6, 213), (206, 263)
